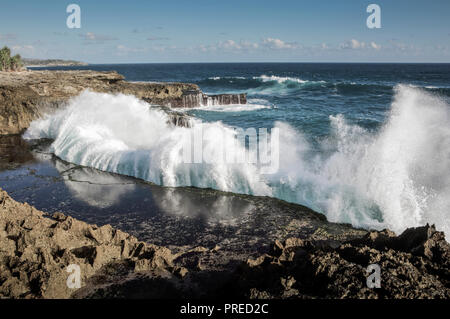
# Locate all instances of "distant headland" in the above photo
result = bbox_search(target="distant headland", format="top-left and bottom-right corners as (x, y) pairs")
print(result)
(0, 45), (87, 69)
(23, 58), (88, 67)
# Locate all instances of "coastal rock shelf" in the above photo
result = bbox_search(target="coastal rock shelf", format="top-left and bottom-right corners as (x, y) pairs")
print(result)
(0, 187), (448, 299)
(0, 70), (246, 135)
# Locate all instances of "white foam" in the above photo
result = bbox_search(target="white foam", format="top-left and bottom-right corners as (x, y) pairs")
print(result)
(253, 75), (308, 84)
(25, 90), (271, 197)
(246, 75), (326, 95)
(24, 85), (450, 236)
(268, 84), (450, 236)
(208, 76), (246, 80)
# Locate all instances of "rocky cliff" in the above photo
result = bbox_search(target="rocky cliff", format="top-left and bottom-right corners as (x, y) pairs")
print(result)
(0, 70), (246, 135)
(0, 187), (448, 299)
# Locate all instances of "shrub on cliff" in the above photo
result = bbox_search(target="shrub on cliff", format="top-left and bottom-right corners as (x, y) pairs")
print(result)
(0, 46), (23, 71)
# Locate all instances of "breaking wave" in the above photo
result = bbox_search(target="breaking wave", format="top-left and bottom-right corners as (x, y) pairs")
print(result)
(268, 85), (450, 235)
(24, 85), (450, 236)
(25, 91), (272, 196)
(253, 75), (310, 84)
(197, 74), (326, 95)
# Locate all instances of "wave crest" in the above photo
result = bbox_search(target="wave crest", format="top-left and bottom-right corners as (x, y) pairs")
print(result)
(24, 85), (450, 236)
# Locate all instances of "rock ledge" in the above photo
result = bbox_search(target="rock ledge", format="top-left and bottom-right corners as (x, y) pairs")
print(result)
(0, 187), (448, 299)
(0, 70), (246, 135)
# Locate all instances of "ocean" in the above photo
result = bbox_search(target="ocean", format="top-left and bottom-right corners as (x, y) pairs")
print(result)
(21, 63), (450, 237)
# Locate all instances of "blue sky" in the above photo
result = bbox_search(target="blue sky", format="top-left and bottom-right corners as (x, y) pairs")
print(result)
(0, 0), (449, 63)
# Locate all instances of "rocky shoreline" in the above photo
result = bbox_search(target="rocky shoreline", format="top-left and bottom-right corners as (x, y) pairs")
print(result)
(0, 70), (246, 135)
(0, 187), (448, 299)
(0, 69), (448, 299)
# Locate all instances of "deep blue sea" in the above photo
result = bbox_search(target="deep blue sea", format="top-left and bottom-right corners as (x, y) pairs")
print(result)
(33, 63), (450, 134)
(28, 63), (450, 236)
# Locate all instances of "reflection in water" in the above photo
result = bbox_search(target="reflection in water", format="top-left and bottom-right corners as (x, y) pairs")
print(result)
(0, 137), (315, 249)
(0, 136), (254, 225)
(153, 188), (254, 226)
(54, 160), (137, 209)
(50, 153), (253, 224)
(0, 136), (35, 170)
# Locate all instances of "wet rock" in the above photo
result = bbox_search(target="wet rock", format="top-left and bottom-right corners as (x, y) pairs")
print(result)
(166, 111), (192, 128)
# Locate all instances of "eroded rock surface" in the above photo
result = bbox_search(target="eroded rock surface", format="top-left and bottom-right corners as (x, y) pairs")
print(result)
(0, 188), (179, 298)
(235, 225), (450, 299)
(0, 70), (246, 134)
(0, 187), (448, 299)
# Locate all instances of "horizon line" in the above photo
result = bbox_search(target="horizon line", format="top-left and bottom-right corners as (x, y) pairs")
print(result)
(31, 61), (450, 65)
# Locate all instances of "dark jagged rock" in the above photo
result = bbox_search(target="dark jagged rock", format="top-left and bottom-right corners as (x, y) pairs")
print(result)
(71, 227), (450, 300)
(229, 224), (450, 299)
(0, 70), (246, 135)
(0, 187), (448, 299)
(0, 188), (180, 298)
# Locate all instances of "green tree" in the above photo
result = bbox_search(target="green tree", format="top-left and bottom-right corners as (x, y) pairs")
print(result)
(0, 47), (11, 71)
(10, 54), (23, 71)
(0, 46), (23, 71)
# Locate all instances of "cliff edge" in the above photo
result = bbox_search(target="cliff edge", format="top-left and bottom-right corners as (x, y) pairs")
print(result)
(0, 70), (246, 135)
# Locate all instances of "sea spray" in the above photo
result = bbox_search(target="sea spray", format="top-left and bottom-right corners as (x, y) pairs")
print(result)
(268, 85), (450, 235)
(25, 90), (272, 196)
(24, 85), (450, 236)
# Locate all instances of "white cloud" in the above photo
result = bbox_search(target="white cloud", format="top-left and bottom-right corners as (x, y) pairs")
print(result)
(147, 36), (170, 41)
(340, 39), (366, 50)
(239, 40), (259, 49)
(370, 41), (381, 50)
(116, 45), (148, 55)
(196, 39), (260, 53)
(262, 38), (297, 49)
(339, 39), (381, 50)
(197, 38), (296, 53)
(148, 45), (178, 53)
(218, 40), (259, 50)
(80, 32), (117, 43)
(219, 40), (241, 50)
(151, 46), (166, 53)
(388, 39), (414, 51)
